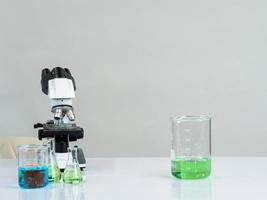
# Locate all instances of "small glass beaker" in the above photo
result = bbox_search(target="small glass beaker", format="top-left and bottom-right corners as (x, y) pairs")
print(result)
(171, 115), (211, 179)
(17, 144), (48, 188)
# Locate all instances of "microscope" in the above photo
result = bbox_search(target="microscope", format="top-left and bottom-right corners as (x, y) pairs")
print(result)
(34, 67), (86, 171)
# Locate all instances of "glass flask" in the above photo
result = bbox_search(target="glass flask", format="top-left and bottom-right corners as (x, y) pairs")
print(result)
(63, 147), (82, 184)
(171, 115), (211, 179)
(43, 138), (61, 183)
(17, 144), (48, 188)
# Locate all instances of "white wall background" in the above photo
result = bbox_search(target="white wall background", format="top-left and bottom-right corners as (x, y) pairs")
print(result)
(0, 0), (267, 156)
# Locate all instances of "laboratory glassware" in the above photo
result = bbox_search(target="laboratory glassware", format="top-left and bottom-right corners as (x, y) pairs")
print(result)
(171, 115), (211, 179)
(17, 144), (48, 188)
(63, 147), (82, 184)
(43, 138), (61, 182)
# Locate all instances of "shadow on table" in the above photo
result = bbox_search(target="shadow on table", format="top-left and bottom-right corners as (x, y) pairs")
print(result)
(171, 178), (211, 200)
(18, 183), (85, 200)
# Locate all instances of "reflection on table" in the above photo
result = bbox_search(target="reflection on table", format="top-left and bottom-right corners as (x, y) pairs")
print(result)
(171, 178), (211, 200)
(18, 183), (85, 200)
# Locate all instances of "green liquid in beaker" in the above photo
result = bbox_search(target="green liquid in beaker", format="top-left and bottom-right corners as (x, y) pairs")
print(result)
(48, 165), (61, 183)
(171, 157), (211, 179)
(63, 169), (82, 184)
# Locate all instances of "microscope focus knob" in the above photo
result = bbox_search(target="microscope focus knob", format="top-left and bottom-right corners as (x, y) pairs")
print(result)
(34, 123), (43, 129)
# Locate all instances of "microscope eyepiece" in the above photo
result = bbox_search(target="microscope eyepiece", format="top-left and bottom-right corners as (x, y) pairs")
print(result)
(64, 68), (71, 75)
(41, 67), (76, 94)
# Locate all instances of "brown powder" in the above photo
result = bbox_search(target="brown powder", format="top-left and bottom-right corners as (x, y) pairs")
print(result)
(23, 170), (46, 188)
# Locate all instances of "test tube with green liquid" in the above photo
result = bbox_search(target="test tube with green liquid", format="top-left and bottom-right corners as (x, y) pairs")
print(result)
(171, 115), (211, 179)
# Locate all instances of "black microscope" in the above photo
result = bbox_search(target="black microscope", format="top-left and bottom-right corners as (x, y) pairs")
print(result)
(34, 67), (86, 171)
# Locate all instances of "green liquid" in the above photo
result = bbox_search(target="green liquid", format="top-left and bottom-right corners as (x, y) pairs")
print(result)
(63, 169), (82, 184)
(48, 165), (61, 183)
(171, 157), (211, 179)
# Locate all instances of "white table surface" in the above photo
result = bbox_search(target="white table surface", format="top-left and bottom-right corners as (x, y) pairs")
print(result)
(0, 157), (267, 200)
